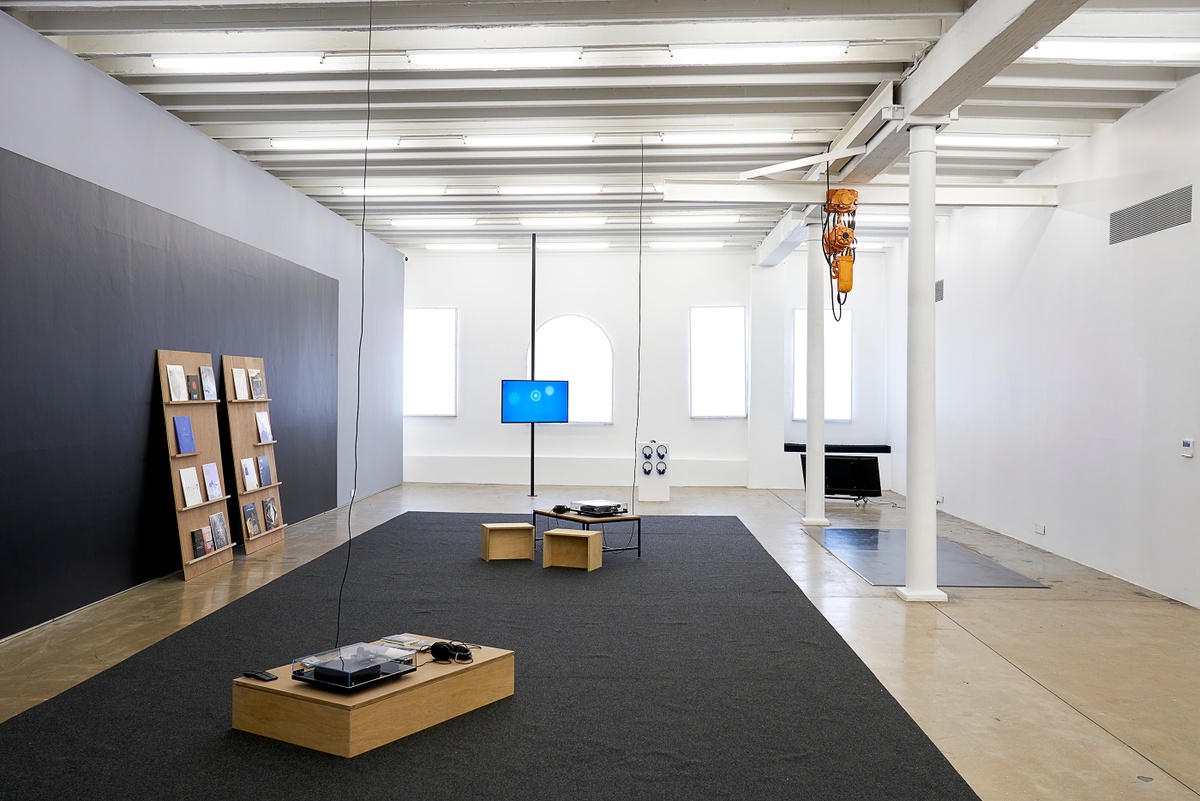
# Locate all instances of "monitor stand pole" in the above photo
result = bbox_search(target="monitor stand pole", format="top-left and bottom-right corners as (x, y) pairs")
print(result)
(529, 233), (537, 498)
(529, 422), (536, 498)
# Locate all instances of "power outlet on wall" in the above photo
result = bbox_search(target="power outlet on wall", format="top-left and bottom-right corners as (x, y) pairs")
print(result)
(1034, 523), (1046, 536)
(936, 495), (944, 505)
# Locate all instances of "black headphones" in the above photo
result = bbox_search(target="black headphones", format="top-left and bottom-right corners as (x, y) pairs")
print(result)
(429, 641), (473, 664)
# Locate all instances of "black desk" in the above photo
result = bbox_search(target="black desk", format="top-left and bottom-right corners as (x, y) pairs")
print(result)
(532, 509), (641, 558)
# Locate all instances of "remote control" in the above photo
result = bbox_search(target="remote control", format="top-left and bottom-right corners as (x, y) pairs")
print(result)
(242, 670), (278, 681)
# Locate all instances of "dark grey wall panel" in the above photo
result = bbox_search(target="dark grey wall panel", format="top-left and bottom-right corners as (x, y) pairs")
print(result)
(0, 147), (338, 639)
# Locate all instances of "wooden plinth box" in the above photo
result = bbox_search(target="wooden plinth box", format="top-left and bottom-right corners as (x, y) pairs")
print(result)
(232, 636), (514, 757)
(542, 528), (602, 571)
(481, 523), (535, 561)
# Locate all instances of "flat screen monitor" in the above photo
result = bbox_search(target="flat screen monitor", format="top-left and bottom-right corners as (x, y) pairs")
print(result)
(800, 454), (882, 498)
(501, 379), (569, 424)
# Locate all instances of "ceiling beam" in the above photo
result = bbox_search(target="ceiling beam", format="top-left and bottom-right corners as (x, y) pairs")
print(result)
(837, 0), (1090, 184)
(664, 179), (1058, 207)
(739, 146), (866, 180)
(756, 209), (817, 267)
(48, 18), (947, 55)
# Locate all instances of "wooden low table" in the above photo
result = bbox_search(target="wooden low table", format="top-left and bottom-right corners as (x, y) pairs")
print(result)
(542, 528), (603, 571)
(231, 635), (514, 757)
(532, 509), (641, 557)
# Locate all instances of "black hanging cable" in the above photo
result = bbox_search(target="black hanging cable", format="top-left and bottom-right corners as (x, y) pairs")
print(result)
(824, 158), (843, 322)
(629, 138), (646, 514)
(334, 0), (375, 650)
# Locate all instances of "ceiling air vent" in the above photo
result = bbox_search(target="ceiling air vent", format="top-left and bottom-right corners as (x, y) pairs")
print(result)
(935, 279), (944, 302)
(1110, 186), (1192, 245)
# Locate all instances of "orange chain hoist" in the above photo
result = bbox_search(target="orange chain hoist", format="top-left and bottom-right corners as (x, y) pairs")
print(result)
(821, 187), (858, 318)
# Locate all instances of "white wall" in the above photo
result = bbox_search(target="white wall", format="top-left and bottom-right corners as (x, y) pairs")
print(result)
(900, 74), (1200, 608)
(403, 243), (892, 490)
(0, 13), (405, 503)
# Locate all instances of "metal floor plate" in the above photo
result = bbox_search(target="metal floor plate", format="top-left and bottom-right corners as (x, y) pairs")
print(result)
(818, 528), (1047, 588)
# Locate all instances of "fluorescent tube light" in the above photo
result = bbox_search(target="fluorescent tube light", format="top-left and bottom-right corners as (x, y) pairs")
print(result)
(392, 217), (477, 229)
(538, 241), (612, 250)
(660, 131), (794, 146)
(1022, 38), (1200, 63)
(647, 241), (725, 250)
(464, 134), (595, 148)
(669, 42), (847, 65)
(271, 138), (400, 150)
(650, 215), (740, 226)
(497, 185), (603, 195)
(407, 47), (582, 70)
(936, 134), (1060, 149)
(152, 52), (324, 73)
(425, 242), (499, 251)
(602, 183), (665, 194)
(519, 217), (606, 227)
(342, 186), (447, 196)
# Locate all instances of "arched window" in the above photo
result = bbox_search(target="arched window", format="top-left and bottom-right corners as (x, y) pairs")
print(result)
(528, 315), (613, 424)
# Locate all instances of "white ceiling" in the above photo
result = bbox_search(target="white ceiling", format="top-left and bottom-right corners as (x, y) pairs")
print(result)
(4, 0), (1199, 256)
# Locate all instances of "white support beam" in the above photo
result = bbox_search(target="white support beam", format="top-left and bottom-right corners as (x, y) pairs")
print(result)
(665, 179), (1058, 206)
(902, 0), (1089, 117)
(803, 80), (898, 180)
(740, 146), (866, 181)
(838, 0), (1090, 183)
(756, 208), (819, 267)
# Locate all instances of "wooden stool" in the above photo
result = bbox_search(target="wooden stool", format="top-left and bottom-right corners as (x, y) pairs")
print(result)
(542, 528), (602, 571)
(480, 523), (535, 561)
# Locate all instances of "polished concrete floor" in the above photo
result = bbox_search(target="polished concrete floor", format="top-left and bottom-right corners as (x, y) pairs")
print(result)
(2, 484), (1197, 800)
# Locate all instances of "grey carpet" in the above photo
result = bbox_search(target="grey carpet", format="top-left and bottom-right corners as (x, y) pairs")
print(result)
(820, 528), (1047, 587)
(0, 513), (981, 801)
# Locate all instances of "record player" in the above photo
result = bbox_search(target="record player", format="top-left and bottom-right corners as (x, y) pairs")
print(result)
(568, 499), (627, 516)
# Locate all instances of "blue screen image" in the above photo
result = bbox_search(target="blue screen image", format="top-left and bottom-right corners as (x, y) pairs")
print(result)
(501, 380), (569, 423)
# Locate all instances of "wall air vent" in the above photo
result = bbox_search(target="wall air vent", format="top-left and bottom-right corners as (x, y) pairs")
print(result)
(1110, 186), (1192, 245)
(935, 279), (944, 302)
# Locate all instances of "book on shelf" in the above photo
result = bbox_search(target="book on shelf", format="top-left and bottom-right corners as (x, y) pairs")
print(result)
(199, 365), (217, 401)
(248, 368), (266, 400)
(255, 411), (273, 443)
(166, 364), (187, 402)
(202, 462), (222, 501)
(262, 496), (281, 531)
(186, 374), (201, 400)
(201, 525), (215, 554)
(232, 367), (249, 401)
(240, 457), (259, 491)
(257, 455), (272, 487)
(180, 466), (203, 507)
(190, 528), (206, 559)
(242, 503), (262, 537)
(209, 511), (230, 549)
(173, 415), (196, 455)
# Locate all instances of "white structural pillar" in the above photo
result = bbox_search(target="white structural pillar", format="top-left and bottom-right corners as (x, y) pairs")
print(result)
(898, 124), (947, 602)
(802, 223), (830, 528)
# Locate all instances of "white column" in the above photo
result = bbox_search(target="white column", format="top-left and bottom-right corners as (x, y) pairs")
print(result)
(898, 124), (947, 602)
(802, 223), (829, 527)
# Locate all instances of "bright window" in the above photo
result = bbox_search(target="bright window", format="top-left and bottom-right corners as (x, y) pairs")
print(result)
(690, 306), (747, 418)
(793, 308), (852, 421)
(529, 315), (613, 423)
(403, 308), (457, 416)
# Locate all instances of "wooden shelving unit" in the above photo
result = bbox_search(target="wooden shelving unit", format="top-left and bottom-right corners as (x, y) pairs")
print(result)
(156, 349), (235, 580)
(221, 355), (286, 555)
